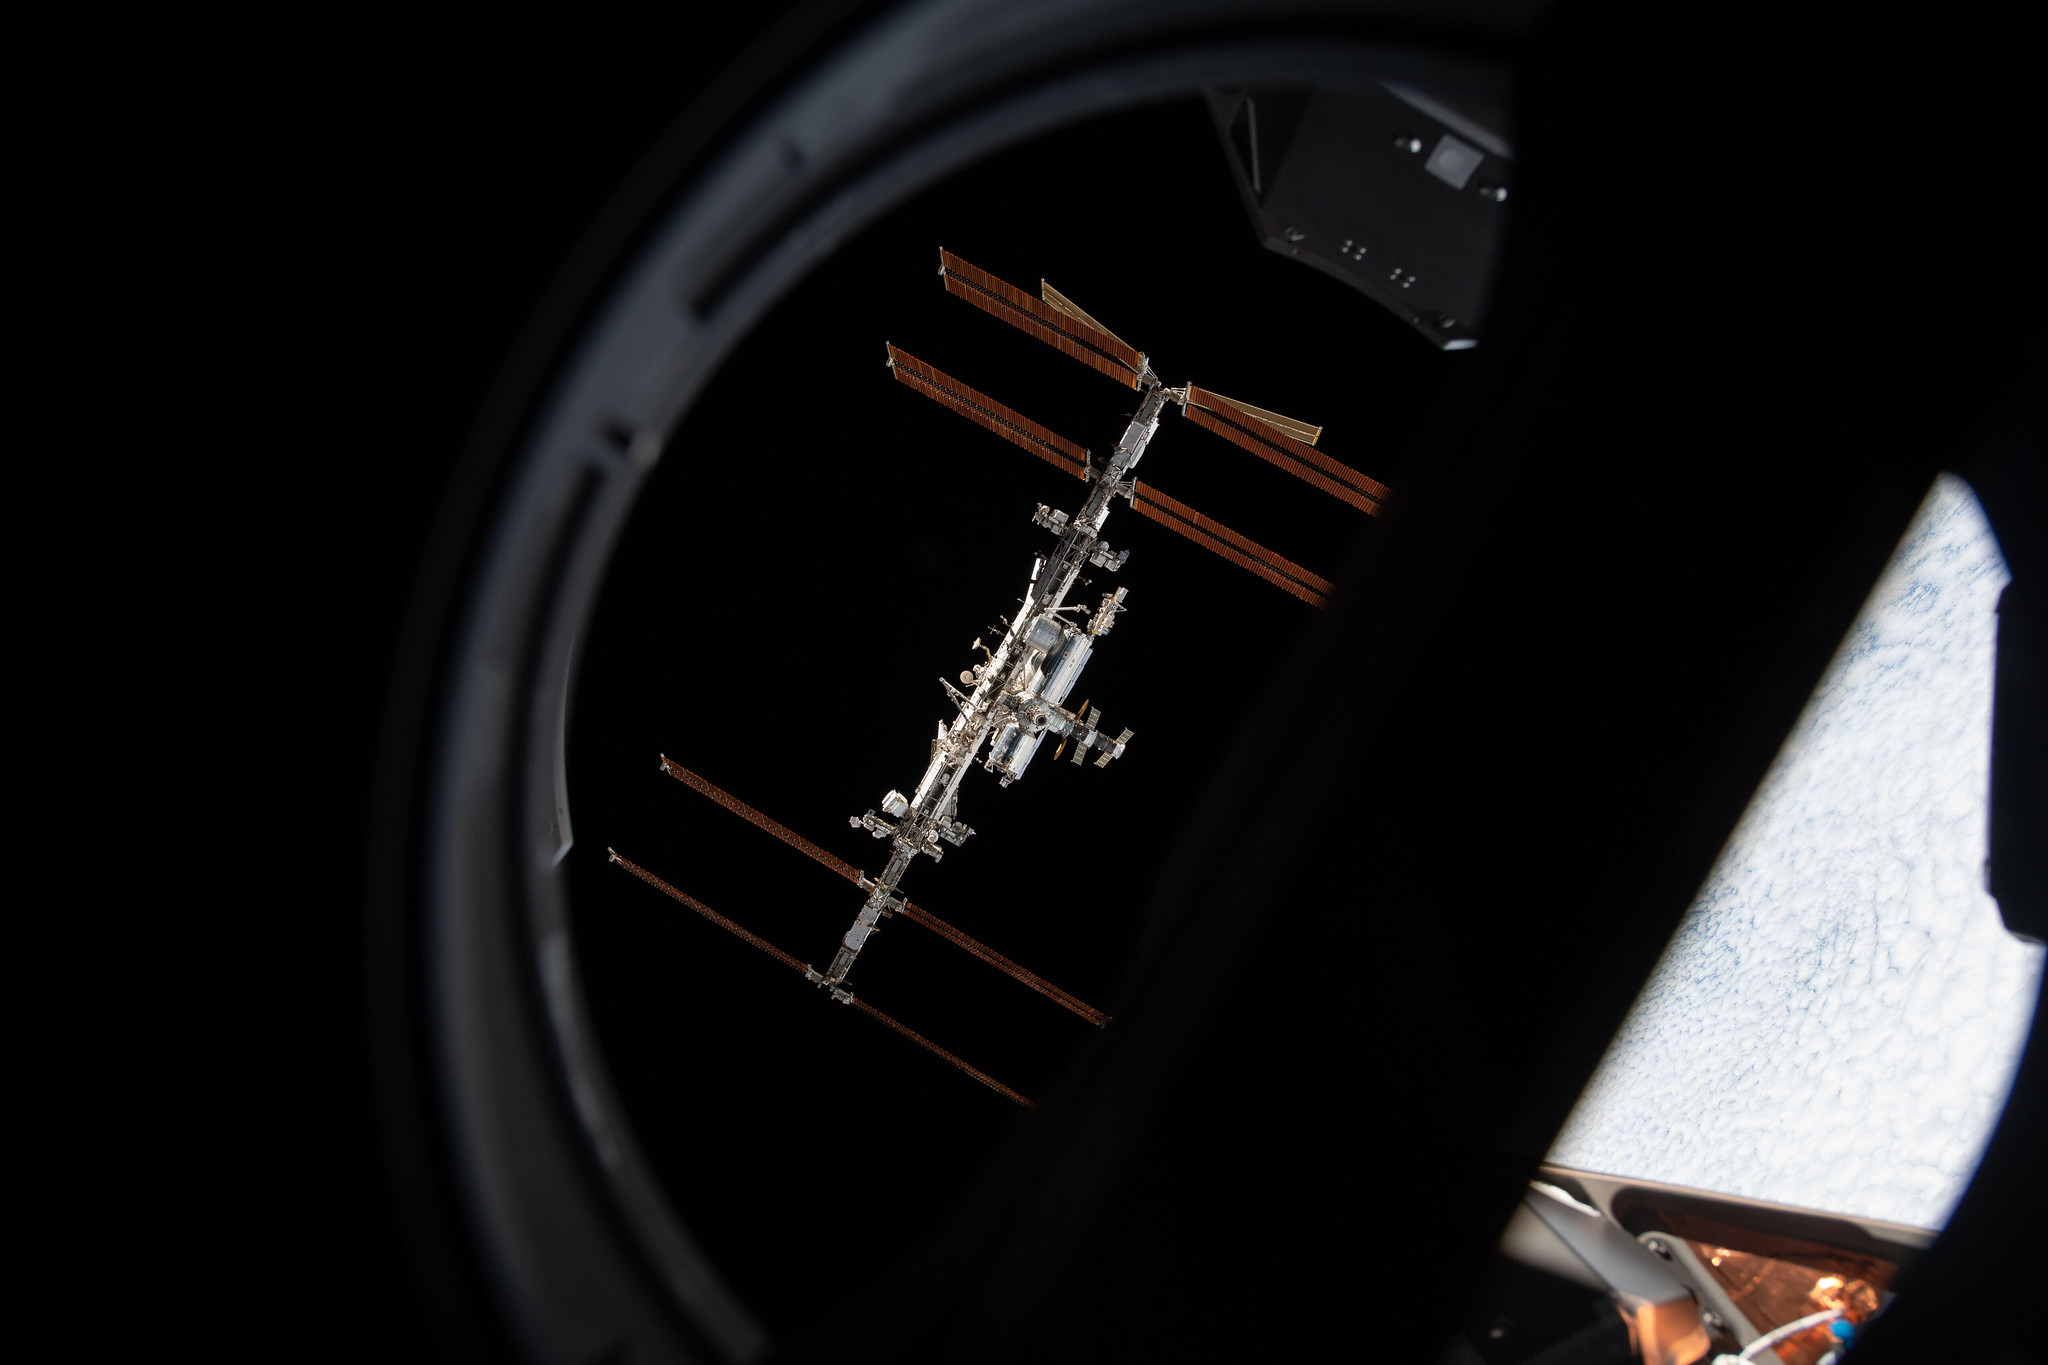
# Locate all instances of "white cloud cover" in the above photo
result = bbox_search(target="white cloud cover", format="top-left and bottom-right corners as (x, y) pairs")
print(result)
(1546, 475), (2043, 1229)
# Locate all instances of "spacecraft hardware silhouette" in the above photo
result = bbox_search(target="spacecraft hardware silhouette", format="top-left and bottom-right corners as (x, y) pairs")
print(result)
(609, 249), (1391, 1104)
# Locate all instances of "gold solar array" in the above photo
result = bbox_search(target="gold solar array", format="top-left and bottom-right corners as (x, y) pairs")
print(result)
(1189, 387), (1322, 446)
(898, 901), (1109, 1026)
(614, 251), (1406, 1112)
(661, 755), (861, 881)
(609, 849), (811, 972)
(843, 997), (1034, 1107)
(1039, 280), (1134, 352)
(939, 249), (1144, 388)
(660, 756), (1109, 1026)
(1131, 480), (1333, 608)
(1184, 384), (1388, 515)
(606, 850), (1032, 1106)
(888, 344), (1089, 478)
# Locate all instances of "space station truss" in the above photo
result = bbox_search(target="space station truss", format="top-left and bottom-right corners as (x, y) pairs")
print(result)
(614, 248), (1401, 1111)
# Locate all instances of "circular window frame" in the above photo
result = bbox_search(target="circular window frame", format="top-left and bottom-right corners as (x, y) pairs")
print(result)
(368, 5), (1534, 1361)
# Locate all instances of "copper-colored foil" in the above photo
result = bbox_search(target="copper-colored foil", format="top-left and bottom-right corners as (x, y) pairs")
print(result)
(1129, 480), (1332, 608)
(1687, 1241), (1884, 1365)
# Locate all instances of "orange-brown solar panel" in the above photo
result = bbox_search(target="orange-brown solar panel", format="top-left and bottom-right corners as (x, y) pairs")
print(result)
(607, 849), (813, 975)
(661, 756), (863, 882)
(888, 344), (1089, 478)
(607, 849), (1032, 1107)
(939, 249), (1143, 388)
(900, 901), (1109, 1026)
(1130, 481), (1332, 608)
(1040, 280), (1136, 353)
(942, 277), (1139, 389)
(662, 753), (1108, 1025)
(1183, 385), (1389, 515)
(847, 998), (1034, 1106)
(1192, 388), (1323, 446)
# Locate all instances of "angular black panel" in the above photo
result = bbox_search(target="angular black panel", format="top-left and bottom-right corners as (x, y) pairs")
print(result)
(1207, 82), (1513, 348)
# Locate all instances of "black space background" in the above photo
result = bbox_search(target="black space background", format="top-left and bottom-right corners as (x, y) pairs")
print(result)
(135, 8), (2046, 1362)
(568, 96), (1450, 1340)
(220, 18), (816, 1355)
(224, 27), (1448, 1354)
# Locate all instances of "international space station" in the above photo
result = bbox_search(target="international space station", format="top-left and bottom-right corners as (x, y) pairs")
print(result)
(608, 249), (1392, 1104)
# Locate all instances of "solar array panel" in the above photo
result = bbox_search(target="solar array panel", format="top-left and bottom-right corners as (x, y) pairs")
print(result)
(1184, 385), (1389, 515)
(900, 901), (1109, 1026)
(887, 344), (1089, 479)
(939, 249), (1144, 388)
(607, 848), (812, 975)
(1039, 280), (1133, 352)
(846, 998), (1034, 1106)
(606, 849), (1031, 1107)
(661, 754), (1108, 1024)
(1130, 481), (1333, 608)
(1188, 387), (1322, 446)
(661, 755), (862, 882)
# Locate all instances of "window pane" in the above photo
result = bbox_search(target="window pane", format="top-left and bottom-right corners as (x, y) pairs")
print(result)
(1547, 474), (2043, 1229)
